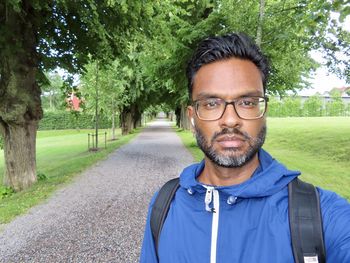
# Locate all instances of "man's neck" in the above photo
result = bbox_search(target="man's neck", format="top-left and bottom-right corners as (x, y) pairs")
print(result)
(197, 154), (260, 186)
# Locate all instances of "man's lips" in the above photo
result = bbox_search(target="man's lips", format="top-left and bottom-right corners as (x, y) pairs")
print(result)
(216, 135), (245, 148)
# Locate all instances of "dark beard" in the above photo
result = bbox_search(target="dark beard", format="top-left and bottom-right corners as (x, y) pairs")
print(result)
(195, 125), (266, 168)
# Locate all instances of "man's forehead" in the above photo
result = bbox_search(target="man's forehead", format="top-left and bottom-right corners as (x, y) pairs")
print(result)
(191, 58), (264, 99)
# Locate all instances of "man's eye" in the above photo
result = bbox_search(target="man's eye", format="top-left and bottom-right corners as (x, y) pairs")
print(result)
(240, 98), (258, 107)
(203, 100), (220, 108)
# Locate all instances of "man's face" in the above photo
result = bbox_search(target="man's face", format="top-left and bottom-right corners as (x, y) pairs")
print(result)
(188, 58), (267, 168)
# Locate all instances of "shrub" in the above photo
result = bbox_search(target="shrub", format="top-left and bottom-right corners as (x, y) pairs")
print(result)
(37, 172), (48, 181)
(267, 97), (283, 117)
(283, 96), (302, 117)
(303, 95), (323, 117)
(39, 111), (112, 130)
(0, 186), (14, 200)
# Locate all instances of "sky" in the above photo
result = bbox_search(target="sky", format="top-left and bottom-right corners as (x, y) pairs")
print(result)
(297, 13), (350, 96)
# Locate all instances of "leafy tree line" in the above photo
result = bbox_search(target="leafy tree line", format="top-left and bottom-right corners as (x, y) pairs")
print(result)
(38, 111), (112, 130)
(0, 0), (153, 191)
(268, 93), (350, 117)
(1, 0), (350, 191)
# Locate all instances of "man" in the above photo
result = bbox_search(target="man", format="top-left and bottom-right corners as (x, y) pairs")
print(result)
(140, 33), (350, 262)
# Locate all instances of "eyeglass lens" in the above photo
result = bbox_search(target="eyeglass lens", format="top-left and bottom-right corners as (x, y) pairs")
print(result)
(195, 97), (267, 120)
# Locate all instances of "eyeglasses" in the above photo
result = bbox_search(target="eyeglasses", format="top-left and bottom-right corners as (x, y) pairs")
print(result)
(193, 96), (268, 121)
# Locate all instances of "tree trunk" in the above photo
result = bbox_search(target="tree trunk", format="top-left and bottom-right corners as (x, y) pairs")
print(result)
(180, 103), (190, 130)
(135, 116), (142, 128)
(256, 0), (266, 47)
(120, 106), (134, 135)
(175, 107), (181, 127)
(110, 97), (118, 140)
(0, 2), (43, 191)
(49, 92), (53, 110)
(111, 111), (116, 141)
(111, 110), (116, 140)
(133, 105), (142, 128)
(169, 112), (174, 121)
(0, 122), (38, 191)
(95, 61), (99, 149)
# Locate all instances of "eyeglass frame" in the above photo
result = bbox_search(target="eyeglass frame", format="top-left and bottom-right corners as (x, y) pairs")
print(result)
(192, 96), (269, 121)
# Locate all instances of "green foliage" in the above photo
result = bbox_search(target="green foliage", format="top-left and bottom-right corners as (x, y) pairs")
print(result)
(41, 71), (65, 111)
(268, 96), (302, 117)
(302, 94), (323, 117)
(268, 95), (349, 117)
(37, 172), (47, 181)
(39, 111), (112, 130)
(266, 97), (283, 117)
(0, 186), (14, 200)
(283, 97), (302, 117)
(0, 135), (3, 150)
(325, 90), (346, 116)
(80, 59), (128, 116)
(139, 0), (350, 107)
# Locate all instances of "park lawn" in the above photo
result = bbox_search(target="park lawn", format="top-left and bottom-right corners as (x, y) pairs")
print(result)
(176, 117), (350, 200)
(0, 128), (141, 224)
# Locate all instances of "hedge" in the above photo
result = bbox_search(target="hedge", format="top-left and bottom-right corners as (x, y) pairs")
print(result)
(268, 96), (350, 117)
(39, 111), (112, 130)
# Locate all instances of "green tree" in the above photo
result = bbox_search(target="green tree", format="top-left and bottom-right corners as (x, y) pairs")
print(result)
(326, 89), (345, 116)
(346, 103), (350, 116)
(0, 1), (150, 191)
(41, 71), (64, 111)
(302, 94), (324, 116)
(140, 0), (350, 127)
(81, 59), (128, 141)
(283, 96), (302, 117)
(266, 96), (283, 117)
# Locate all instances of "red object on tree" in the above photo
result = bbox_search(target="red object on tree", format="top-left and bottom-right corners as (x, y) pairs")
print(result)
(67, 93), (82, 111)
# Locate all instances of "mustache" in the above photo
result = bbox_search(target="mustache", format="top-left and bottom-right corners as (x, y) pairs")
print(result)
(211, 128), (252, 143)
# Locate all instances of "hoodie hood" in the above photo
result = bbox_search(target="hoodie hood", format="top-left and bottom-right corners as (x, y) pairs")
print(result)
(179, 148), (300, 198)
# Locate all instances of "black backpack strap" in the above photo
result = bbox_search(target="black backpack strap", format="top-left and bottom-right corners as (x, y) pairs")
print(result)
(288, 177), (326, 263)
(150, 177), (180, 260)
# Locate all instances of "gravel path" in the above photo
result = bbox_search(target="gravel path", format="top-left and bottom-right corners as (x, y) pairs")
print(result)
(0, 119), (194, 263)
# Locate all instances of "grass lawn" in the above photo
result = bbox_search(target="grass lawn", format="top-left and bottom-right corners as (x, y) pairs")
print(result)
(0, 128), (141, 223)
(176, 117), (350, 200)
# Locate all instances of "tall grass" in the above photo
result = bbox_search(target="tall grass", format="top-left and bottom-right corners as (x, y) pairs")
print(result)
(176, 117), (350, 200)
(0, 128), (140, 223)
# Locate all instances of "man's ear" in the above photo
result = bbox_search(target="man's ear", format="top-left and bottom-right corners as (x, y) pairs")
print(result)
(187, 106), (195, 128)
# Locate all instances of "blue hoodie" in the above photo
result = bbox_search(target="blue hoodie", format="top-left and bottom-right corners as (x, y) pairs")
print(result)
(140, 149), (350, 263)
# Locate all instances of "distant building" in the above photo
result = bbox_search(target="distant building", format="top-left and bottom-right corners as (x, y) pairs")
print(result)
(298, 95), (350, 106)
(66, 93), (82, 111)
(328, 86), (350, 97)
(341, 86), (350, 96)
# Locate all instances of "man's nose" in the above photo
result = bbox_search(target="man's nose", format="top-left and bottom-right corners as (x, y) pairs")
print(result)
(219, 103), (242, 128)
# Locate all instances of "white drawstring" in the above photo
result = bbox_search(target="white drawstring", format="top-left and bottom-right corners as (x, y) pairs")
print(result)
(203, 185), (220, 263)
(204, 186), (215, 212)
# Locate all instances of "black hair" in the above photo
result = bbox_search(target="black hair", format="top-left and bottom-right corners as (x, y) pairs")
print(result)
(186, 33), (270, 99)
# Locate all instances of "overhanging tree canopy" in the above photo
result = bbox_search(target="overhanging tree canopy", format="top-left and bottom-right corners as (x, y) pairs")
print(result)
(0, 0), (152, 191)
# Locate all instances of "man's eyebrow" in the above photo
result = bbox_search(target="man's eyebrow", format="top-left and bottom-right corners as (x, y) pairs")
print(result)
(241, 91), (264, 97)
(195, 92), (221, 100)
(195, 91), (264, 100)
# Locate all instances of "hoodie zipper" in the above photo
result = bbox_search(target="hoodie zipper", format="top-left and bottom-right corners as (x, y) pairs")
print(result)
(204, 186), (220, 263)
